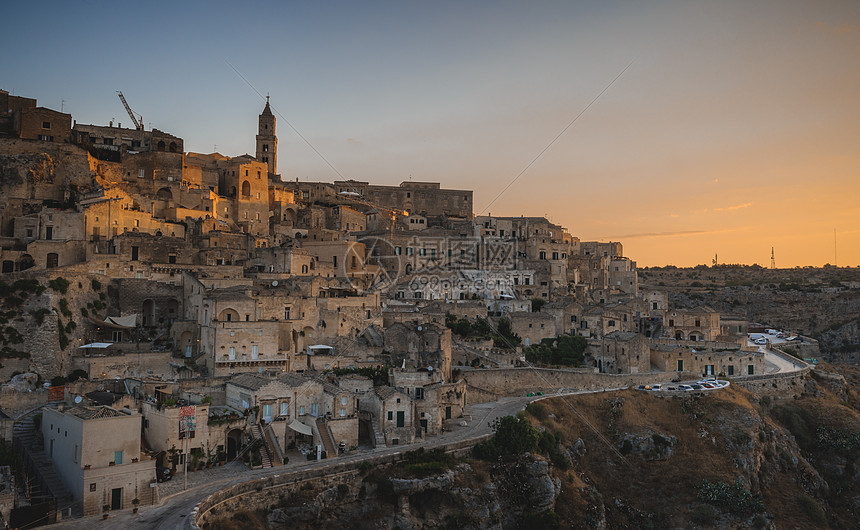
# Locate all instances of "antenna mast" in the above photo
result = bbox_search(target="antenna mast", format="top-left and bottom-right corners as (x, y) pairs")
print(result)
(770, 247), (775, 270)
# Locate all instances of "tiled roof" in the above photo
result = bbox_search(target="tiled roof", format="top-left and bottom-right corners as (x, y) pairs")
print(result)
(65, 406), (125, 420)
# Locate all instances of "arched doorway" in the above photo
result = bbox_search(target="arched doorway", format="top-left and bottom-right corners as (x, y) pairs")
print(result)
(179, 331), (193, 357)
(166, 299), (180, 321)
(156, 187), (173, 201)
(226, 429), (243, 460)
(142, 299), (155, 327)
(17, 254), (34, 271)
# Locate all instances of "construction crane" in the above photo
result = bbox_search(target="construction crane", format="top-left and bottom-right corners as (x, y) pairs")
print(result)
(337, 192), (408, 239)
(117, 91), (143, 131)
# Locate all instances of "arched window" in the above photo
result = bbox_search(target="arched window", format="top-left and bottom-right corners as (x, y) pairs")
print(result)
(241, 180), (251, 197)
(157, 140), (166, 152)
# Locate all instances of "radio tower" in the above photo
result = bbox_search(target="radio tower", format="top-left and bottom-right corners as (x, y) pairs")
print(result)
(770, 247), (775, 270)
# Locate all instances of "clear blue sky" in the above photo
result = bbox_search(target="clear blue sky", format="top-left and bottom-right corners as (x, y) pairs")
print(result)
(4, 1), (860, 267)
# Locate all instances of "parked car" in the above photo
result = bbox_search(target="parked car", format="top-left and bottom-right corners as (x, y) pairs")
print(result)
(754, 337), (767, 345)
(156, 467), (172, 483)
(678, 384), (693, 391)
(690, 384), (703, 390)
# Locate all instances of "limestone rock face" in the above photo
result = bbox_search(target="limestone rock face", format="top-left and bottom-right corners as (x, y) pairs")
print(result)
(523, 457), (562, 512)
(1, 373), (39, 392)
(619, 432), (677, 461)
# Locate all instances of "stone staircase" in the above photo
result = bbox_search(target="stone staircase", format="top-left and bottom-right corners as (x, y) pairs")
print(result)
(370, 418), (386, 448)
(262, 423), (284, 466)
(249, 424), (273, 469)
(315, 418), (337, 457)
(13, 407), (80, 516)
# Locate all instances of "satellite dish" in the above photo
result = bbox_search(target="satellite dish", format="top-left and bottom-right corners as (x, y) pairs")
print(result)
(74, 396), (83, 404)
(272, 281), (279, 287)
(97, 384), (104, 391)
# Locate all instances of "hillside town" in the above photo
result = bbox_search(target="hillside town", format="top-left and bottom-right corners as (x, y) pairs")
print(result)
(0, 90), (809, 524)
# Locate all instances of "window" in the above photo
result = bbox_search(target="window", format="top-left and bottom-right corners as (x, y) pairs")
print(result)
(748, 365), (754, 375)
(252, 345), (258, 359)
(311, 403), (318, 416)
(340, 408), (346, 417)
(653, 302), (658, 310)
(677, 359), (684, 371)
(387, 411), (393, 421)
(114, 450), (123, 465)
(280, 402), (289, 416)
(415, 387), (424, 400)
(299, 405), (305, 415)
(168, 255), (176, 264)
(728, 365), (735, 376)
(229, 347), (236, 360)
(341, 396), (348, 406)
(42, 121), (51, 129)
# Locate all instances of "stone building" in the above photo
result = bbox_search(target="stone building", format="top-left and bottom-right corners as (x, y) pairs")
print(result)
(650, 339), (764, 377)
(383, 322), (453, 382)
(141, 401), (245, 469)
(593, 331), (650, 374)
(359, 385), (415, 446)
(42, 405), (157, 516)
(665, 306), (721, 342)
(509, 311), (558, 347)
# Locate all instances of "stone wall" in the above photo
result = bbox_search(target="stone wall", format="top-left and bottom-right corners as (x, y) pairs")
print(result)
(192, 434), (490, 529)
(461, 368), (693, 403)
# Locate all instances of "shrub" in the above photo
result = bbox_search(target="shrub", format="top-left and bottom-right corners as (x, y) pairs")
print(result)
(32, 308), (51, 325)
(698, 478), (764, 515)
(48, 277), (69, 294)
(91, 279), (102, 291)
(474, 415), (540, 461)
(58, 298), (72, 317)
(525, 402), (547, 420)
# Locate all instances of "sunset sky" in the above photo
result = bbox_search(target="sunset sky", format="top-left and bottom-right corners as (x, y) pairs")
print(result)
(4, 1), (859, 267)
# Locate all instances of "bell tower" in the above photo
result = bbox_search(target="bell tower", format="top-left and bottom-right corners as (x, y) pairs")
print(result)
(256, 96), (277, 177)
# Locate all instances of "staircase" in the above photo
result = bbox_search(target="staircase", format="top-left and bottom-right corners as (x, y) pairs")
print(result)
(249, 424), (273, 468)
(370, 419), (386, 448)
(262, 423), (284, 466)
(315, 418), (337, 457)
(13, 407), (79, 516)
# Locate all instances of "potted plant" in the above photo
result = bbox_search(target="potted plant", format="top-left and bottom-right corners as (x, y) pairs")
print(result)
(132, 498), (140, 513)
(83, 464), (90, 470)
(102, 504), (110, 519)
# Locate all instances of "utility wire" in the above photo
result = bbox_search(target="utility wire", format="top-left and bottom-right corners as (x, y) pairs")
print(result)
(479, 58), (637, 215)
(224, 59), (347, 180)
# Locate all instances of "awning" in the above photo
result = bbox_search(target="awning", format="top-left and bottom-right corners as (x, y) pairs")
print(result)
(89, 314), (138, 329)
(306, 345), (333, 355)
(79, 342), (113, 349)
(288, 419), (313, 436)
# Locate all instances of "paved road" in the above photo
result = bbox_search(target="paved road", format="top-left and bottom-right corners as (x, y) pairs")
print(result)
(47, 395), (532, 530)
